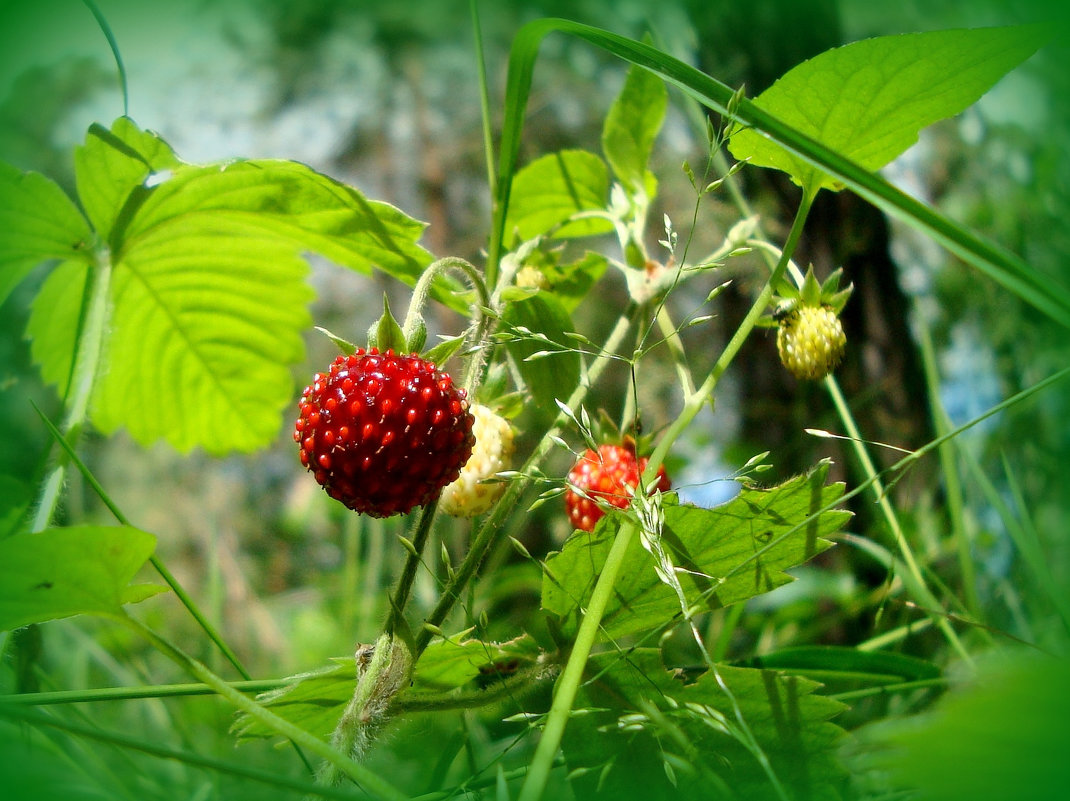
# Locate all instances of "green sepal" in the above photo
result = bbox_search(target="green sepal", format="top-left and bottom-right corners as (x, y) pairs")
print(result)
(314, 326), (358, 355)
(368, 294), (408, 354)
(422, 334), (467, 368)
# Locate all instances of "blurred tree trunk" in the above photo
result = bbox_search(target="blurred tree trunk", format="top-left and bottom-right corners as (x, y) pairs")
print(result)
(686, 0), (935, 528)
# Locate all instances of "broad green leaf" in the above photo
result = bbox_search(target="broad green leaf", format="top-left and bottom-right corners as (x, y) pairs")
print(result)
(499, 293), (581, 423)
(0, 526), (165, 631)
(542, 462), (850, 640)
(234, 634), (539, 742)
(27, 119), (436, 454)
(74, 117), (181, 240)
(502, 150), (614, 244)
(26, 259), (88, 398)
(860, 650), (1070, 801)
(0, 162), (92, 307)
(728, 25), (1049, 194)
(562, 649), (847, 801)
(601, 61), (667, 193)
(531, 249), (608, 313)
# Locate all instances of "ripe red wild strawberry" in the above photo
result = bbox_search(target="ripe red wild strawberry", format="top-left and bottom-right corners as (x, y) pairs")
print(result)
(294, 349), (475, 518)
(565, 444), (671, 533)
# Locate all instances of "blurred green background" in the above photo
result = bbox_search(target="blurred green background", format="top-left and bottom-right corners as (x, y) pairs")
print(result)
(1, 1), (1067, 799)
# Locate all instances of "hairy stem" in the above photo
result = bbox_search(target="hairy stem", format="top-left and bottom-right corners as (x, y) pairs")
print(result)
(32, 251), (111, 532)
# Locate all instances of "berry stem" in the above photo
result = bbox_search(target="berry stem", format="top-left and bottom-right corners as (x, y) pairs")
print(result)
(385, 499), (439, 637)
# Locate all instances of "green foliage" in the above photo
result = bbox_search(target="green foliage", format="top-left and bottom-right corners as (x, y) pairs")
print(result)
(503, 149), (614, 243)
(6, 116), (437, 454)
(0, 526), (164, 631)
(562, 650), (847, 801)
(0, 5), (1061, 801)
(542, 462), (850, 640)
(857, 651), (1070, 801)
(728, 25), (1050, 195)
(0, 161), (91, 306)
(499, 292), (582, 420)
(601, 61), (667, 194)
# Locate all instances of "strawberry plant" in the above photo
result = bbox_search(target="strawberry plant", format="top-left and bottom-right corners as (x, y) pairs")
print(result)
(1, 3), (1068, 801)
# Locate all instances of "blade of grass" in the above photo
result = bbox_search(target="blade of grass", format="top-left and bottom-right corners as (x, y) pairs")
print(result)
(918, 319), (979, 616)
(0, 704), (367, 801)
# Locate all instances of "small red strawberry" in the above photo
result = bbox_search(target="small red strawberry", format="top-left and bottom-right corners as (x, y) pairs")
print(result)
(565, 444), (671, 532)
(294, 349), (475, 518)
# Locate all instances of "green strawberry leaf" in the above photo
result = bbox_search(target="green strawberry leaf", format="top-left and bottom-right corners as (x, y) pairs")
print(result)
(728, 25), (1049, 195)
(503, 150), (614, 245)
(74, 117), (181, 241)
(498, 292), (581, 424)
(542, 462), (850, 641)
(563, 649), (847, 801)
(602, 61), (667, 194)
(26, 259), (89, 398)
(0, 162), (92, 307)
(0, 526), (165, 631)
(27, 117), (437, 455)
(409, 633), (539, 692)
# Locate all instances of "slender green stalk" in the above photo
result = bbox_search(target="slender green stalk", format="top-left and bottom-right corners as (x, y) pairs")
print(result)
(644, 189), (814, 481)
(829, 677), (948, 703)
(517, 521), (639, 801)
(386, 500), (439, 636)
(123, 615), (408, 801)
(918, 320), (979, 616)
(82, 0), (129, 116)
(0, 679), (283, 706)
(823, 376), (973, 666)
(470, 0), (497, 200)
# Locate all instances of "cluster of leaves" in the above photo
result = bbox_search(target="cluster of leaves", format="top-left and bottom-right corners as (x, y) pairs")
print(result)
(1, 10), (1066, 801)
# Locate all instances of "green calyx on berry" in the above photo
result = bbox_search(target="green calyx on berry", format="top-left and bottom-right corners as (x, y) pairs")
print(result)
(565, 443), (671, 533)
(294, 348), (475, 518)
(439, 404), (515, 517)
(770, 266), (852, 381)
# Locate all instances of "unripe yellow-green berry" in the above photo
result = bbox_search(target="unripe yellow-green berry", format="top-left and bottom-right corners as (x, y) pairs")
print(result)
(440, 404), (515, 517)
(777, 305), (846, 380)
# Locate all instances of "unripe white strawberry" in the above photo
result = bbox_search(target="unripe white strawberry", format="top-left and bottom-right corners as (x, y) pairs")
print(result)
(440, 404), (515, 517)
(776, 305), (846, 381)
